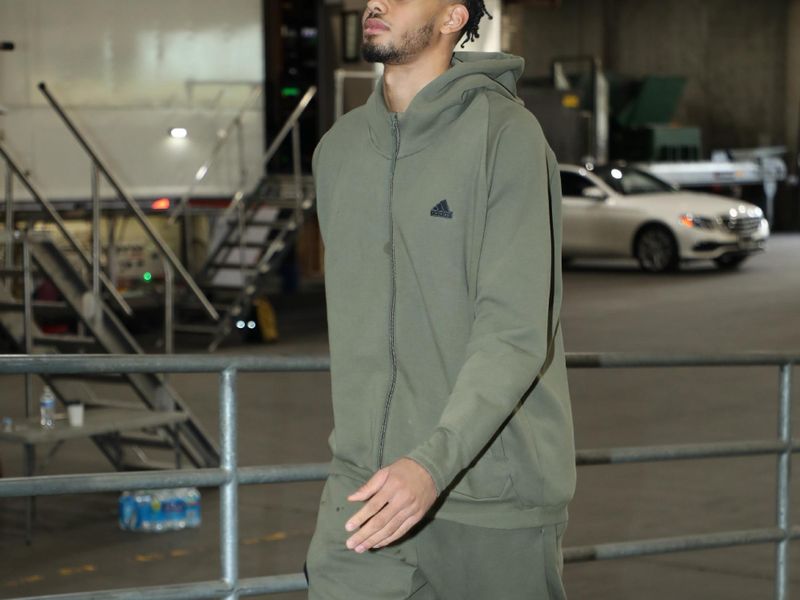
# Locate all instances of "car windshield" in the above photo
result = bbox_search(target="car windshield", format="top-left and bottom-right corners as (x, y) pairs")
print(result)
(594, 166), (676, 195)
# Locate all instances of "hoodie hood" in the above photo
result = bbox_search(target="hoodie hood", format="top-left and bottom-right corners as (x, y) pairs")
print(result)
(366, 51), (525, 157)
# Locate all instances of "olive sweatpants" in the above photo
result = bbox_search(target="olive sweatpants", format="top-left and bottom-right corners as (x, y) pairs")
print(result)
(305, 473), (567, 600)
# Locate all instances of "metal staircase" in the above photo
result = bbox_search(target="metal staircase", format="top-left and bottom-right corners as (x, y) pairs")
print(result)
(176, 172), (315, 350)
(0, 232), (219, 470)
(171, 86), (318, 351)
(0, 83), (222, 470)
(2, 82), (318, 360)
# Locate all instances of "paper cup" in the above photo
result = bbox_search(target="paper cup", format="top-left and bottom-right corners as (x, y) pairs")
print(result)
(67, 403), (84, 427)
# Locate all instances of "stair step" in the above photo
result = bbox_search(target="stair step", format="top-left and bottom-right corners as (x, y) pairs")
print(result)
(251, 197), (313, 210)
(120, 458), (187, 471)
(33, 333), (98, 348)
(173, 323), (219, 335)
(0, 300), (70, 313)
(115, 433), (181, 450)
(221, 241), (269, 249)
(205, 283), (258, 292)
(209, 262), (260, 270)
(50, 373), (130, 384)
(84, 398), (147, 410)
(223, 216), (292, 227)
(0, 267), (38, 276)
(246, 218), (295, 228)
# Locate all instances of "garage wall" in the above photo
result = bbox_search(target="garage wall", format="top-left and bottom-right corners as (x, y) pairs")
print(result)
(787, 0), (800, 166)
(0, 0), (264, 201)
(605, 0), (787, 151)
(506, 0), (604, 77)
(511, 0), (792, 154)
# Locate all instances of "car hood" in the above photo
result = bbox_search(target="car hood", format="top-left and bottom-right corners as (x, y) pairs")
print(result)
(623, 191), (763, 217)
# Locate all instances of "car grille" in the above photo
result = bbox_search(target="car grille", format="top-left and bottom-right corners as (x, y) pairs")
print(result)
(721, 215), (761, 236)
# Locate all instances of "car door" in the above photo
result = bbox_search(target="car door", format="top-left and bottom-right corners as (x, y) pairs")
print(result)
(561, 170), (641, 258)
(560, 170), (607, 256)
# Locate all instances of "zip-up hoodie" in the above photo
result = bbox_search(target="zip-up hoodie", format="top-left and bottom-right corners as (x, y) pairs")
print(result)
(312, 51), (576, 528)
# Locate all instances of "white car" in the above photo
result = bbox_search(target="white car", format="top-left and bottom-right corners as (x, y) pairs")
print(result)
(559, 164), (770, 272)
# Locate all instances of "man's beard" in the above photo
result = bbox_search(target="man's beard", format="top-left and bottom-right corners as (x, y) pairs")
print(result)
(361, 18), (436, 65)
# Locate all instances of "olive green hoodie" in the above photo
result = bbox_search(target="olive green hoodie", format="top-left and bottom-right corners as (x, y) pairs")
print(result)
(312, 51), (576, 528)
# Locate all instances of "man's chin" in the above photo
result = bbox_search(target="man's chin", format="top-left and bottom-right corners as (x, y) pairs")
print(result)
(361, 43), (378, 63)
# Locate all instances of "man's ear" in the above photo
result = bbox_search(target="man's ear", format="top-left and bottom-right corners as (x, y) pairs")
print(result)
(442, 3), (469, 35)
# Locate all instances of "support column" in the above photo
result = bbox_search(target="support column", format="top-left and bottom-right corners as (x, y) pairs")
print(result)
(786, 0), (800, 176)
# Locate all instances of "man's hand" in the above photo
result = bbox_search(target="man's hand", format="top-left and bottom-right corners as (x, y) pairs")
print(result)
(344, 457), (437, 553)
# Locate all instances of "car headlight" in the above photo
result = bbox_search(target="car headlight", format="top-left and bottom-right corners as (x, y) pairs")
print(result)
(680, 213), (717, 230)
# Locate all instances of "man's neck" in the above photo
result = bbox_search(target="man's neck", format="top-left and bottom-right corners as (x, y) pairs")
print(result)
(382, 52), (453, 114)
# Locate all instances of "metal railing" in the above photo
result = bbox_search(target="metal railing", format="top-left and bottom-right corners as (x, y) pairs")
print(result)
(36, 82), (219, 323)
(208, 86), (317, 256)
(0, 142), (133, 317)
(334, 68), (379, 120)
(169, 84), (264, 224)
(0, 351), (796, 599)
(186, 86), (318, 349)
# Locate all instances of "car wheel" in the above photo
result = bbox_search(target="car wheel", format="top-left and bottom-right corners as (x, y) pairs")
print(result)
(634, 225), (679, 273)
(714, 254), (748, 270)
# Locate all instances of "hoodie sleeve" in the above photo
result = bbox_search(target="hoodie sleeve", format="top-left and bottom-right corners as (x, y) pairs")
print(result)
(404, 111), (558, 496)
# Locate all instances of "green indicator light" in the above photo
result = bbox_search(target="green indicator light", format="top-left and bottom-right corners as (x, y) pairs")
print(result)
(143, 271), (152, 282)
(281, 86), (300, 97)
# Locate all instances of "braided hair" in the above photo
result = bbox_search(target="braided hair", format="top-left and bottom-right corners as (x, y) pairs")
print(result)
(458, 0), (493, 48)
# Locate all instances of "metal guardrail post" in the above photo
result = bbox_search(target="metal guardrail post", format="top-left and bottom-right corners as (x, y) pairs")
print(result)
(220, 368), (239, 598)
(21, 237), (34, 415)
(291, 123), (303, 219)
(90, 163), (101, 320)
(775, 363), (792, 600)
(334, 69), (379, 120)
(21, 236), (35, 545)
(235, 117), (247, 191)
(4, 158), (13, 275)
(164, 260), (175, 356)
(260, 87), (317, 172)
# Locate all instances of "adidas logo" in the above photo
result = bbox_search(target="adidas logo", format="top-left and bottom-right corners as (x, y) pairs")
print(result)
(430, 199), (453, 219)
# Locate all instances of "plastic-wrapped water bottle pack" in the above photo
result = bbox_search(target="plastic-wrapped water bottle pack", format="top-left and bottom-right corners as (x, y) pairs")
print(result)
(118, 488), (201, 532)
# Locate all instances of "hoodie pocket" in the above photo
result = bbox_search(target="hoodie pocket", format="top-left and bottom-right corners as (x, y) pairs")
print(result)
(449, 453), (512, 501)
(503, 409), (548, 509)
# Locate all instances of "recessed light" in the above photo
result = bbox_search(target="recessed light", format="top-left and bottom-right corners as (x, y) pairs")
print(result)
(169, 127), (188, 139)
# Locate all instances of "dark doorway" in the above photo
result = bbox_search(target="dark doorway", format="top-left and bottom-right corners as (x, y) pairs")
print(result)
(263, 0), (320, 173)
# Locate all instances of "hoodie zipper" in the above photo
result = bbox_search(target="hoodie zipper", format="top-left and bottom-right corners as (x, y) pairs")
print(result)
(377, 113), (401, 469)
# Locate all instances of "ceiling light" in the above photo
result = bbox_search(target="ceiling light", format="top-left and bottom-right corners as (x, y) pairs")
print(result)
(169, 127), (188, 139)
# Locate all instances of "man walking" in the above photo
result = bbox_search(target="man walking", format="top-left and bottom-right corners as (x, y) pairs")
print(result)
(306, 0), (576, 597)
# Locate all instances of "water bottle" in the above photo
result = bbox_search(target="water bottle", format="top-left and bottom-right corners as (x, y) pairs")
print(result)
(185, 488), (202, 528)
(119, 490), (146, 531)
(39, 386), (56, 429)
(150, 490), (166, 532)
(138, 491), (154, 531)
(162, 489), (186, 530)
(118, 491), (136, 530)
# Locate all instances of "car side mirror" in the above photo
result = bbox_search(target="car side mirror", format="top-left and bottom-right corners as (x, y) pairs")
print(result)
(582, 186), (607, 200)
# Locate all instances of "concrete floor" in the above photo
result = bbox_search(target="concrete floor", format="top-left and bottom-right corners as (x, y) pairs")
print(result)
(1, 234), (799, 599)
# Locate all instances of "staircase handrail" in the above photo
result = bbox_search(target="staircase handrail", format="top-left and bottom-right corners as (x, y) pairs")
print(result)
(223, 86), (317, 221)
(201, 85), (317, 224)
(36, 82), (219, 322)
(196, 86), (317, 283)
(0, 142), (133, 316)
(169, 84), (264, 223)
